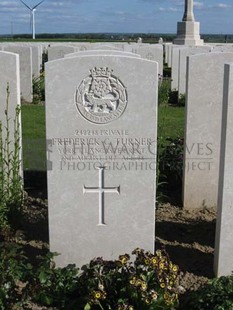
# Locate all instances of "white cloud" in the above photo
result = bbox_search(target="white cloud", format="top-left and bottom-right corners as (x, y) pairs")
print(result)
(159, 7), (179, 12)
(215, 3), (231, 8)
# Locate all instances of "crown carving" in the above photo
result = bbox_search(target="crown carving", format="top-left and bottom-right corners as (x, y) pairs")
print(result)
(90, 67), (113, 78)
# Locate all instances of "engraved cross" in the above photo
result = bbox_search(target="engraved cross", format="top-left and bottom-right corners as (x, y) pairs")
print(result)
(83, 167), (120, 226)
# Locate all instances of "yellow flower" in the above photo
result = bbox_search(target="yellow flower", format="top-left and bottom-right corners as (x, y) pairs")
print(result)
(164, 292), (170, 300)
(156, 250), (162, 257)
(151, 257), (158, 265)
(119, 254), (130, 265)
(129, 277), (136, 285)
(145, 298), (151, 304)
(129, 306), (134, 310)
(159, 262), (165, 269)
(160, 282), (166, 288)
(136, 279), (142, 286)
(141, 281), (148, 291)
(144, 258), (150, 265)
(173, 265), (178, 272)
(94, 291), (101, 299)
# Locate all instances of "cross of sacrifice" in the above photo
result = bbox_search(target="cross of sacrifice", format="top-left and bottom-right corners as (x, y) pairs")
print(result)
(83, 167), (120, 226)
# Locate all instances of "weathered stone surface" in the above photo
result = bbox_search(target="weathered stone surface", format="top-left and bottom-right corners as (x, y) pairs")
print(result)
(46, 55), (158, 267)
(124, 44), (163, 75)
(214, 63), (233, 277)
(178, 46), (212, 94)
(0, 51), (22, 171)
(3, 45), (32, 102)
(47, 45), (77, 61)
(64, 50), (141, 58)
(183, 53), (233, 209)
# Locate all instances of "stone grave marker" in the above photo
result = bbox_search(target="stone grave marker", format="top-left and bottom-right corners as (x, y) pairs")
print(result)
(124, 44), (163, 75)
(214, 63), (233, 277)
(178, 46), (212, 95)
(46, 55), (158, 267)
(3, 45), (32, 102)
(171, 46), (186, 90)
(64, 50), (141, 58)
(0, 51), (22, 172)
(47, 45), (77, 61)
(183, 53), (233, 209)
(164, 43), (172, 65)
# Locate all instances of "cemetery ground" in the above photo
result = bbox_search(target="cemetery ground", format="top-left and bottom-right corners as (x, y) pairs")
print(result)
(1, 102), (227, 309)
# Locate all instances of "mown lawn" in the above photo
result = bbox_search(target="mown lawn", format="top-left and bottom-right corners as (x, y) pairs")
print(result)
(158, 105), (185, 139)
(21, 104), (46, 171)
(21, 104), (185, 170)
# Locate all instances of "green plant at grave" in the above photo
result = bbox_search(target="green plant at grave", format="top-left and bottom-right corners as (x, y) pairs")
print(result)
(168, 91), (186, 107)
(29, 252), (79, 308)
(183, 275), (233, 310)
(0, 85), (23, 230)
(0, 242), (32, 309)
(0, 246), (180, 309)
(73, 248), (179, 309)
(178, 94), (186, 107)
(168, 90), (178, 106)
(159, 136), (184, 187)
(158, 76), (171, 106)
(32, 72), (45, 104)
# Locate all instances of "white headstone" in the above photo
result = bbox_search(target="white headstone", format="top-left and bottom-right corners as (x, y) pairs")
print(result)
(164, 43), (172, 65)
(124, 44), (163, 75)
(0, 51), (22, 172)
(48, 45), (77, 61)
(46, 55), (158, 267)
(212, 45), (233, 53)
(214, 62), (233, 277)
(89, 44), (121, 51)
(183, 53), (233, 209)
(65, 50), (141, 58)
(30, 45), (42, 78)
(3, 45), (33, 103)
(178, 46), (212, 95)
(171, 46), (186, 90)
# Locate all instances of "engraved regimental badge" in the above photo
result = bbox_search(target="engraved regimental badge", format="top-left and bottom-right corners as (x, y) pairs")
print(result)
(75, 67), (128, 124)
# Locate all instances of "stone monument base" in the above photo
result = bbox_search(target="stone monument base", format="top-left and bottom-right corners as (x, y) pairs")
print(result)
(174, 21), (204, 46)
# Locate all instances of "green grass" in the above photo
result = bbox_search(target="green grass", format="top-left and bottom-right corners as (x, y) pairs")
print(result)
(21, 105), (46, 171)
(20, 104), (185, 170)
(158, 105), (185, 139)
(21, 105), (45, 139)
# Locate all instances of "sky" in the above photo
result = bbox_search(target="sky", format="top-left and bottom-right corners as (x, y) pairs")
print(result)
(0, 0), (233, 35)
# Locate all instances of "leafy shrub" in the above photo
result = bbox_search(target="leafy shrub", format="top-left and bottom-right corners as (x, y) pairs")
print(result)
(67, 248), (179, 309)
(29, 252), (79, 308)
(159, 136), (184, 189)
(163, 66), (171, 78)
(29, 249), (179, 309)
(183, 275), (233, 310)
(0, 242), (32, 309)
(33, 72), (45, 104)
(168, 90), (178, 106)
(158, 76), (171, 106)
(168, 91), (186, 107)
(0, 243), (180, 309)
(178, 94), (186, 107)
